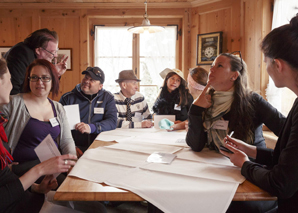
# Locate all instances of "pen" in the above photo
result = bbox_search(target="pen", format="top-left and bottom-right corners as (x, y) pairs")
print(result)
(229, 131), (234, 137)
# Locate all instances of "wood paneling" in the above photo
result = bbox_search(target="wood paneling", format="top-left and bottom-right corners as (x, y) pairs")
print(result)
(0, 0), (272, 100)
(190, 0), (272, 93)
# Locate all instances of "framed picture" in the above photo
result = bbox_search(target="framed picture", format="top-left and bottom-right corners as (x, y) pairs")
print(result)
(197, 32), (223, 65)
(56, 48), (72, 71)
(0, 47), (11, 58)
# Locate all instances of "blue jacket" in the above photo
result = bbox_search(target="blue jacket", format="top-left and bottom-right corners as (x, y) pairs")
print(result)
(59, 84), (117, 149)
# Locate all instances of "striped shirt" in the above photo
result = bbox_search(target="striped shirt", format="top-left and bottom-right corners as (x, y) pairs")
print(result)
(114, 91), (152, 128)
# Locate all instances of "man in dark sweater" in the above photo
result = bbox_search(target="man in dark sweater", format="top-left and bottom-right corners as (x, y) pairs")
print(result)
(60, 67), (117, 153)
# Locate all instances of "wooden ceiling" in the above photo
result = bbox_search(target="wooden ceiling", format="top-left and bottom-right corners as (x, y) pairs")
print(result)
(0, 0), (222, 8)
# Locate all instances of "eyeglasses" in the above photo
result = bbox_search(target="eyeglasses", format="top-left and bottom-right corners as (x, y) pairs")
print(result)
(85, 67), (102, 77)
(41, 47), (59, 57)
(28, 75), (52, 82)
(231, 51), (243, 72)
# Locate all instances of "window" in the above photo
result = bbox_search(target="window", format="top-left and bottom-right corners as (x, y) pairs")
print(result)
(94, 26), (177, 111)
(266, 0), (298, 116)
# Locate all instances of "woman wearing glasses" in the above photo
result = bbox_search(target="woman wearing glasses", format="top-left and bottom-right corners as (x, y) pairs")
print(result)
(0, 59), (76, 186)
(222, 14), (298, 213)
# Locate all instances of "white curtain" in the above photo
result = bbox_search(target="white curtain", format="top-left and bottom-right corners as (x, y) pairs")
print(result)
(266, 0), (298, 116)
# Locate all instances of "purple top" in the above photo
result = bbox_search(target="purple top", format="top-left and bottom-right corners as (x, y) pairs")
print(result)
(13, 99), (61, 163)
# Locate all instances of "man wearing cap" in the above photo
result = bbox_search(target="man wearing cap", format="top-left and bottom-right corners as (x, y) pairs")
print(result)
(114, 70), (153, 128)
(60, 67), (117, 153)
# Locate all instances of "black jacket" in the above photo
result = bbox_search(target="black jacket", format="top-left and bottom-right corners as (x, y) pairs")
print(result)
(4, 42), (36, 95)
(153, 88), (193, 121)
(242, 98), (298, 213)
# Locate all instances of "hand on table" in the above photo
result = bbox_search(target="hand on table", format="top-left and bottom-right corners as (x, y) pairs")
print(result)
(224, 135), (257, 159)
(219, 144), (250, 168)
(142, 120), (153, 128)
(75, 122), (91, 134)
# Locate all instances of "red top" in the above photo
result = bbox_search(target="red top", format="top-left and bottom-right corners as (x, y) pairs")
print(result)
(0, 112), (13, 170)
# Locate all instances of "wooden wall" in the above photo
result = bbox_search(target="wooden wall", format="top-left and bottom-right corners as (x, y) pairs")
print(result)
(0, 0), (273, 100)
(190, 0), (273, 96)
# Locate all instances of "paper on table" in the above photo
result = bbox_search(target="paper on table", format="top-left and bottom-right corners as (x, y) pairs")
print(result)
(177, 148), (235, 167)
(153, 115), (175, 129)
(147, 152), (177, 164)
(34, 134), (61, 177)
(63, 104), (80, 130)
(105, 141), (182, 154)
(105, 168), (238, 213)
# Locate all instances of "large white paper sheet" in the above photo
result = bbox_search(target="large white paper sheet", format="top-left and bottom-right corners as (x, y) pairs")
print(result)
(63, 104), (80, 130)
(140, 158), (245, 183)
(83, 147), (150, 168)
(69, 148), (241, 213)
(177, 147), (235, 166)
(105, 168), (238, 213)
(105, 142), (182, 154)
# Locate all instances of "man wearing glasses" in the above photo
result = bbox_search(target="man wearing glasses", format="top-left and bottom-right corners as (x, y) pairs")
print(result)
(60, 67), (117, 154)
(4, 28), (68, 95)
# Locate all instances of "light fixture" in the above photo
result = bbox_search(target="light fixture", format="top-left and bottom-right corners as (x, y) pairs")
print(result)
(127, 0), (165, 34)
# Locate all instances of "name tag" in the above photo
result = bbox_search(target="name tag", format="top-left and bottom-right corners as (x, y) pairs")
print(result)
(97, 101), (103, 104)
(49, 117), (59, 127)
(174, 104), (181, 111)
(94, 107), (104, 114)
(212, 120), (229, 130)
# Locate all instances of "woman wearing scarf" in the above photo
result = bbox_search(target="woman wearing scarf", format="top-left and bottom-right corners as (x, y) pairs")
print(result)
(0, 58), (77, 213)
(186, 53), (285, 152)
(186, 53), (286, 212)
(153, 68), (193, 131)
(222, 14), (298, 213)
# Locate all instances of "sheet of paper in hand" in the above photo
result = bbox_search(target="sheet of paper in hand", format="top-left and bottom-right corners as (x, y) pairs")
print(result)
(34, 134), (61, 177)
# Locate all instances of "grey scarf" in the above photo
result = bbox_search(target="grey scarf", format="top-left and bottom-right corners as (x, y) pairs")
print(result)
(203, 88), (234, 150)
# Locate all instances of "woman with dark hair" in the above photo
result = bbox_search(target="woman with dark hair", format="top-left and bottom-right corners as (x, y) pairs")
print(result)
(0, 59), (76, 185)
(0, 58), (77, 213)
(153, 68), (193, 130)
(222, 14), (298, 213)
(186, 52), (285, 212)
(4, 28), (68, 95)
(186, 53), (285, 153)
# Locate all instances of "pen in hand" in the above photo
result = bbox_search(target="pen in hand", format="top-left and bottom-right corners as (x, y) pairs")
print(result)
(229, 131), (234, 138)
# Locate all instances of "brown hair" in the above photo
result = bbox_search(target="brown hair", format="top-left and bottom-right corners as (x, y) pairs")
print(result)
(0, 58), (7, 78)
(205, 53), (255, 144)
(24, 28), (58, 50)
(23, 59), (59, 98)
(190, 67), (208, 86)
(261, 14), (298, 72)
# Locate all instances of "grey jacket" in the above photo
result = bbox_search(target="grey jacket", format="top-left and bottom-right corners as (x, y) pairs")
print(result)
(0, 94), (76, 155)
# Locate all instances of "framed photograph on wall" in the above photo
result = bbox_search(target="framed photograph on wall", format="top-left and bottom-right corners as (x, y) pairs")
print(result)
(197, 32), (223, 65)
(56, 48), (72, 71)
(0, 47), (11, 58)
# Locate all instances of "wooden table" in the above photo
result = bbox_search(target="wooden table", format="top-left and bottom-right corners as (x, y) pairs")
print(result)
(55, 140), (277, 202)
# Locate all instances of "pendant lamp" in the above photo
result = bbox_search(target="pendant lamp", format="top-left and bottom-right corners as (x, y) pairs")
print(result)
(128, 0), (165, 34)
